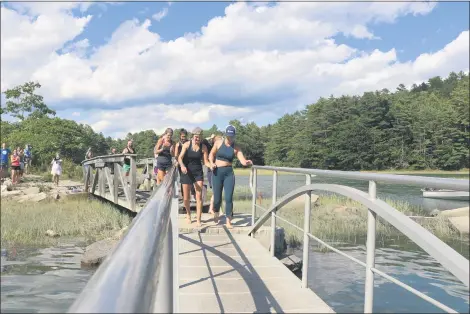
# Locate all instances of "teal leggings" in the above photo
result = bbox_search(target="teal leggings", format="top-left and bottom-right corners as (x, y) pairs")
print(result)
(212, 166), (235, 217)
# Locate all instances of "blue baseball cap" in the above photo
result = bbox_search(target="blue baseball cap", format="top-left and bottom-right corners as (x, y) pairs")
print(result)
(225, 125), (236, 137)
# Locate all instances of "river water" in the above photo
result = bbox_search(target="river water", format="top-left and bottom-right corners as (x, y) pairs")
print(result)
(1, 173), (469, 313)
(236, 173), (469, 211)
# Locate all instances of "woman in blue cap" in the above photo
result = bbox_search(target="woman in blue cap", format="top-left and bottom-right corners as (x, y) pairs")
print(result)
(209, 125), (252, 228)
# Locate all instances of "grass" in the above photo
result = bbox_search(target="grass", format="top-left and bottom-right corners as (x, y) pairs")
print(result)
(0, 195), (132, 248)
(230, 193), (460, 248)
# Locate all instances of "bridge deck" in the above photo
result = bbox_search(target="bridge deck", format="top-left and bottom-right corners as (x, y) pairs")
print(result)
(178, 214), (334, 313)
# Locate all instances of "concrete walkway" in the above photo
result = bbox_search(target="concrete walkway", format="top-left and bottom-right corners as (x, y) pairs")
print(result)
(178, 229), (334, 313)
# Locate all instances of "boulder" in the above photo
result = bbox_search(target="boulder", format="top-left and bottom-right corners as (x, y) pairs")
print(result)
(447, 216), (469, 234)
(23, 186), (40, 195)
(45, 229), (60, 237)
(81, 238), (119, 267)
(440, 207), (469, 218)
(292, 194), (320, 205)
(17, 192), (47, 203)
(280, 254), (302, 272)
(1, 190), (23, 199)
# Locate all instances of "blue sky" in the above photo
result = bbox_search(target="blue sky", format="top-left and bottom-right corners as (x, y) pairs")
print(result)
(1, 1), (469, 138)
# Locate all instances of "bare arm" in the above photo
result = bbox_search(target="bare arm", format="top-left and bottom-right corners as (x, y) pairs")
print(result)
(178, 142), (190, 170)
(235, 145), (252, 167)
(154, 138), (164, 154)
(209, 140), (221, 165)
(202, 144), (211, 168)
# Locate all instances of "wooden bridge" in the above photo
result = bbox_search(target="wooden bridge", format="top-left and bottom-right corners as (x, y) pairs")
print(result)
(82, 154), (208, 212)
(74, 154), (469, 313)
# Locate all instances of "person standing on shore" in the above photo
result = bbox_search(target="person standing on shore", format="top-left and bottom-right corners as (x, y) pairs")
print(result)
(178, 127), (211, 226)
(1, 143), (11, 180)
(51, 153), (62, 186)
(24, 144), (32, 175)
(155, 128), (175, 185)
(209, 125), (253, 228)
(10, 149), (20, 184)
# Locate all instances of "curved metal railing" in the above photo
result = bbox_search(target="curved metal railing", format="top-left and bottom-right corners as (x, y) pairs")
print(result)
(69, 165), (179, 313)
(248, 166), (469, 314)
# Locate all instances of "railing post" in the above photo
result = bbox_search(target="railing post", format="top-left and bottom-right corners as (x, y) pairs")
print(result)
(171, 178), (179, 312)
(251, 168), (257, 238)
(302, 174), (311, 288)
(270, 170), (277, 257)
(364, 180), (377, 313)
(130, 156), (137, 211)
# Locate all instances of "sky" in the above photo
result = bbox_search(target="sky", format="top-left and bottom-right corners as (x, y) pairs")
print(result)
(1, 0), (469, 139)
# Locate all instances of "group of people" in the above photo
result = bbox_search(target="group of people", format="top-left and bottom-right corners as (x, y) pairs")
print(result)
(1, 143), (32, 184)
(153, 125), (252, 228)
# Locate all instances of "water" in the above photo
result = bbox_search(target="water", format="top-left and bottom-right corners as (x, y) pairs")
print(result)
(236, 173), (469, 211)
(298, 241), (470, 313)
(1, 240), (94, 313)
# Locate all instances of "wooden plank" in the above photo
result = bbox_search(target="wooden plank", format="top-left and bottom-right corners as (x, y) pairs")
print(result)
(116, 164), (131, 205)
(113, 163), (119, 204)
(91, 168), (99, 194)
(129, 157), (137, 212)
(99, 168), (106, 196)
(103, 167), (115, 200)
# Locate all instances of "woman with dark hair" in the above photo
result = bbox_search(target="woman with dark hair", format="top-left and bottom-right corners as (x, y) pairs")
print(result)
(10, 149), (20, 184)
(209, 125), (252, 228)
(155, 128), (175, 185)
(174, 128), (188, 200)
(178, 127), (211, 226)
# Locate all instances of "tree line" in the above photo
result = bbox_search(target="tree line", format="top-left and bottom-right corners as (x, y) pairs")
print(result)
(1, 71), (468, 170)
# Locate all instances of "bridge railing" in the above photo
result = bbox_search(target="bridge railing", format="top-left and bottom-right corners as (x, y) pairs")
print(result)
(69, 165), (179, 313)
(248, 166), (469, 314)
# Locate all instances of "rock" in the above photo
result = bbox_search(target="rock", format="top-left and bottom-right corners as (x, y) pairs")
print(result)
(333, 206), (348, 214)
(111, 226), (129, 240)
(45, 229), (60, 237)
(292, 194), (319, 205)
(280, 254), (303, 272)
(1, 190), (23, 199)
(54, 193), (60, 200)
(23, 186), (40, 195)
(440, 207), (469, 218)
(429, 209), (440, 217)
(447, 216), (469, 234)
(81, 238), (119, 267)
(17, 192), (47, 203)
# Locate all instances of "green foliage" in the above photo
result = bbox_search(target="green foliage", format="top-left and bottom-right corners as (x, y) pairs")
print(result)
(3, 82), (56, 120)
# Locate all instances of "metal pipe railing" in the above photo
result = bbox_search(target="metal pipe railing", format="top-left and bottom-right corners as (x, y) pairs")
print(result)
(248, 166), (469, 313)
(69, 166), (179, 313)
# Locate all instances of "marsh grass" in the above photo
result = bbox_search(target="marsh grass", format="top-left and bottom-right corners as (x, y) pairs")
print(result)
(1, 195), (132, 247)
(231, 193), (460, 248)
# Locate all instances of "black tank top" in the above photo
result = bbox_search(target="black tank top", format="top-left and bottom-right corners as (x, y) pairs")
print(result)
(183, 141), (203, 170)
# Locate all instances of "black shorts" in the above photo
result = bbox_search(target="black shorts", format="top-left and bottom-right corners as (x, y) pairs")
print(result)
(12, 166), (20, 171)
(180, 167), (203, 185)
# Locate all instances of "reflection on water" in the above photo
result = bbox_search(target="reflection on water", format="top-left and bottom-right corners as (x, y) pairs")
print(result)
(301, 242), (470, 313)
(237, 173), (469, 211)
(1, 240), (94, 314)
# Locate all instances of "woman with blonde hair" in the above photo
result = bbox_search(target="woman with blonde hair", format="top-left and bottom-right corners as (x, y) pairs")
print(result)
(178, 127), (211, 226)
(155, 128), (175, 185)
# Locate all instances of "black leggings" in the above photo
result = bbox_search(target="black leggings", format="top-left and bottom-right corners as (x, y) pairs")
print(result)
(212, 166), (235, 217)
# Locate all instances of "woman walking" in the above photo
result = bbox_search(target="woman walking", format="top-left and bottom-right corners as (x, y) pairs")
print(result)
(178, 127), (211, 226)
(155, 128), (175, 185)
(51, 153), (62, 186)
(10, 149), (21, 184)
(209, 125), (252, 228)
(174, 129), (188, 200)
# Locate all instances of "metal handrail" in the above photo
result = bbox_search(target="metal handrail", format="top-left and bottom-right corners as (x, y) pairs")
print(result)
(69, 165), (179, 313)
(248, 167), (469, 314)
(250, 165), (469, 191)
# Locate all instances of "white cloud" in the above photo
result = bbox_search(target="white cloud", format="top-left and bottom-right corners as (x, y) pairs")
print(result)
(1, 1), (468, 138)
(152, 7), (168, 21)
